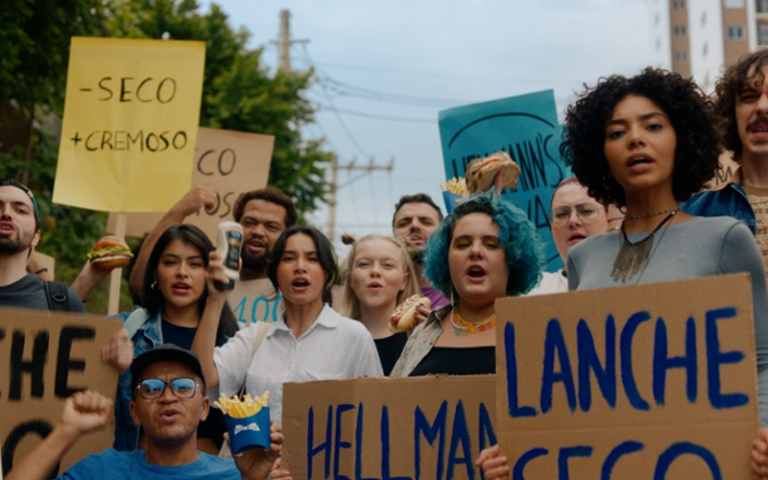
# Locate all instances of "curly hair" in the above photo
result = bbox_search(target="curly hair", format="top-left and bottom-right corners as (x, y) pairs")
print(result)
(423, 196), (544, 298)
(715, 48), (768, 162)
(338, 234), (419, 320)
(560, 67), (721, 207)
(232, 188), (298, 228)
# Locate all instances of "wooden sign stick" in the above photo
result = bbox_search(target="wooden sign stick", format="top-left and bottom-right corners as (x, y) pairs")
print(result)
(107, 213), (127, 315)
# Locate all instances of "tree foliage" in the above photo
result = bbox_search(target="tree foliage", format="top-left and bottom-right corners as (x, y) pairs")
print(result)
(0, 0), (333, 313)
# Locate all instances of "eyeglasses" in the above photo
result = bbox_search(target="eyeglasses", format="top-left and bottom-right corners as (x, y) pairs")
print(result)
(136, 377), (199, 400)
(0, 179), (39, 222)
(551, 203), (603, 227)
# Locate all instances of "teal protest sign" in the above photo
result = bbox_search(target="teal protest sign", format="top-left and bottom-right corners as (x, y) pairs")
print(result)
(438, 90), (569, 271)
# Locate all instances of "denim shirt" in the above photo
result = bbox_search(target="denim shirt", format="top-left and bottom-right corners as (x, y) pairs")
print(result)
(682, 181), (756, 234)
(112, 307), (163, 451)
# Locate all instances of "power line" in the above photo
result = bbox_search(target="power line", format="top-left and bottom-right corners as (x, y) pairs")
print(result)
(311, 102), (435, 123)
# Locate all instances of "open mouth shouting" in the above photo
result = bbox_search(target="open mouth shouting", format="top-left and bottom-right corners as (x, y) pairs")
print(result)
(0, 221), (16, 235)
(466, 265), (487, 282)
(291, 277), (311, 292)
(245, 238), (267, 254)
(158, 407), (181, 423)
(748, 118), (768, 139)
(567, 232), (587, 246)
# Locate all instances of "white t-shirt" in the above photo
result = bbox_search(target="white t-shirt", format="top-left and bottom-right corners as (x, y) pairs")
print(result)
(212, 303), (383, 422)
(525, 269), (568, 296)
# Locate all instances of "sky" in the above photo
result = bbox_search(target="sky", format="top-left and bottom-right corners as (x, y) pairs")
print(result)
(198, 0), (654, 254)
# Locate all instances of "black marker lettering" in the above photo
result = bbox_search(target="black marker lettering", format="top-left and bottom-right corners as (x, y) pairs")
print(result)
(98, 77), (113, 101)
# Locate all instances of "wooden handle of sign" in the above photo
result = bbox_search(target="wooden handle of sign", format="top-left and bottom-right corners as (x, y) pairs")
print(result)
(107, 213), (127, 315)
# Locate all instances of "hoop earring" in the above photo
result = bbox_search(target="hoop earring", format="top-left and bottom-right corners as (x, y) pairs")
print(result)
(602, 175), (611, 191)
(151, 281), (159, 291)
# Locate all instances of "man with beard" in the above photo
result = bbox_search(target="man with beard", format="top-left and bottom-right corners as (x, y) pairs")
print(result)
(130, 186), (297, 327)
(392, 193), (450, 309)
(0, 179), (85, 312)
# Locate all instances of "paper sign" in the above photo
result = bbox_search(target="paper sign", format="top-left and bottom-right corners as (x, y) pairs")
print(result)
(0, 308), (122, 475)
(282, 375), (496, 480)
(107, 127), (274, 240)
(495, 274), (758, 479)
(439, 91), (570, 272)
(54, 37), (205, 212)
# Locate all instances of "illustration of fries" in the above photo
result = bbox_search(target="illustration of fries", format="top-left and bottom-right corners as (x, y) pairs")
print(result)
(214, 391), (270, 419)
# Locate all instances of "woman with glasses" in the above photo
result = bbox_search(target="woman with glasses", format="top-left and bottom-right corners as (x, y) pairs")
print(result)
(113, 225), (239, 454)
(527, 177), (610, 295)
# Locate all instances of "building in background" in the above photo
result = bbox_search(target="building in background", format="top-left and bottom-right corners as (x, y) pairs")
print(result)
(648, 0), (764, 92)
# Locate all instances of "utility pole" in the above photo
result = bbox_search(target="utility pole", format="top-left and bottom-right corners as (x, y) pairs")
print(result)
(326, 157), (394, 242)
(271, 10), (308, 72)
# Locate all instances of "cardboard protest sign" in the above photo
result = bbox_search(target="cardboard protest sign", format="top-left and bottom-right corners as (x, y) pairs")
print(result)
(439, 91), (569, 272)
(0, 308), (122, 476)
(107, 127), (274, 240)
(496, 274), (758, 479)
(54, 37), (205, 212)
(282, 375), (496, 480)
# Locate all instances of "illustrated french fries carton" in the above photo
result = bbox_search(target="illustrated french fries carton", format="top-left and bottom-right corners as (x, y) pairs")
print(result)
(215, 391), (271, 454)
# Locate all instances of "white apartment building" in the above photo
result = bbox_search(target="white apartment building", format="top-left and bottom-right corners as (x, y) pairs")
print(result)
(648, 0), (766, 93)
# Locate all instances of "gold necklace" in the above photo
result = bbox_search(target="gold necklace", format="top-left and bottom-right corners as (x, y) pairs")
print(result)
(611, 209), (678, 282)
(450, 309), (496, 336)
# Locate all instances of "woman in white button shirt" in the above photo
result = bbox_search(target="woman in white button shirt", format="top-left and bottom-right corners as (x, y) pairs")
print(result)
(192, 225), (383, 425)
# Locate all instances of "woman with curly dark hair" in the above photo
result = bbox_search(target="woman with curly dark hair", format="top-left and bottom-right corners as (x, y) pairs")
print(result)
(478, 67), (768, 480)
(390, 195), (545, 377)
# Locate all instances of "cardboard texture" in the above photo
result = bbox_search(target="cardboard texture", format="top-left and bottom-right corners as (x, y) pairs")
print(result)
(438, 91), (570, 272)
(495, 274), (758, 479)
(283, 375), (496, 480)
(107, 127), (274, 240)
(54, 37), (205, 212)
(0, 308), (122, 476)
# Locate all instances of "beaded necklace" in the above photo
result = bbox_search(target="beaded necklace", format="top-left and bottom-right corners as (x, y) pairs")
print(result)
(450, 309), (496, 336)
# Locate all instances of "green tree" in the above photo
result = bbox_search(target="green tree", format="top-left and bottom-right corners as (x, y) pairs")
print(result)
(0, 0), (333, 313)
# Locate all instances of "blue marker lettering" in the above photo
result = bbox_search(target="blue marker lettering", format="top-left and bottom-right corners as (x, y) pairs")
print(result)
(512, 448), (548, 480)
(652, 317), (697, 405)
(706, 307), (748, 409)
(653, 442), (722, 480)
(334, 404), (354, 480)
(557, 446), (592, 480)
(600, 441), (643, 480)
(414, 401), (447, 480)
(620, 311), (651, 411)
(446, 401), (473, 480)
(541, 319), (576, 414)
(504, 323), (536, 417)
(308, 405), (333, 479)
(354, 403), (379, 480)
(577, 316), (616, 412)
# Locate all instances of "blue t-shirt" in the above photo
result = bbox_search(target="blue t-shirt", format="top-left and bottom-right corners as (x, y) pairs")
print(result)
(58, 449), (240, 480)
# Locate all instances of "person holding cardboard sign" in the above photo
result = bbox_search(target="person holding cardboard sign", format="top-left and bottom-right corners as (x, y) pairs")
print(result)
(339, 234), (420, 375)
(558, 67), (768, 477)
(390, 195), (545, 377)
(5, 346), (285, 480)
(112, 225), (239, 454)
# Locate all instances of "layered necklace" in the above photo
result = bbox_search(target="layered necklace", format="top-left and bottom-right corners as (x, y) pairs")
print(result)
(611, 208), (679, 283)
(450, 309), (496, 336)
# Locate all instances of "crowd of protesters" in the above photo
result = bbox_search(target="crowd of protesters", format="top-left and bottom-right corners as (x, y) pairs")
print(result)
(7, 49), (768, 479)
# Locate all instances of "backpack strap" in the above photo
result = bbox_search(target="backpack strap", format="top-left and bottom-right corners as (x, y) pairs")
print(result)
(123, 308), (151, 339)
(43, 281), (70, 312)
(236, 321), (271, 398)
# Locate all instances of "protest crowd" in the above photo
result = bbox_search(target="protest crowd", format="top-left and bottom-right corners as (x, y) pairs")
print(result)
(9, 40), (768, 480)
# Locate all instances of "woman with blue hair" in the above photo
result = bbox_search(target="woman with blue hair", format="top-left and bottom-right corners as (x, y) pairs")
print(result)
(390, 195), (545, 377)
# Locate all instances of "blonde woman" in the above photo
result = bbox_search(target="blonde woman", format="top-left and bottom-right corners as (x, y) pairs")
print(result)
(340, 234), (419, 375)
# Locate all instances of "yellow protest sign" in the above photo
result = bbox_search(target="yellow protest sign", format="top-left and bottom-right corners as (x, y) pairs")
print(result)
(54, 37), (205, 212)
